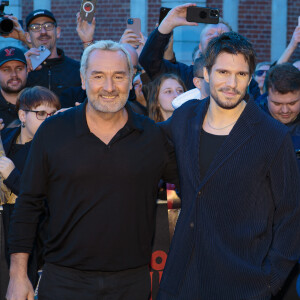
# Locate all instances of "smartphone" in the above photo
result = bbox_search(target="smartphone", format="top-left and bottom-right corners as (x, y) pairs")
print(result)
(159, 7), (171, 24)
(30, 46), (51, 70)
(186, 7), (219, 24)
(127, 18), (141, 36)
(80, 0), (97, 23)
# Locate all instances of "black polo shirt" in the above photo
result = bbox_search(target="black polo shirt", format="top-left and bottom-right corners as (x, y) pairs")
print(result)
(9, 100), (178, 271)
(0, 90), (18, 128)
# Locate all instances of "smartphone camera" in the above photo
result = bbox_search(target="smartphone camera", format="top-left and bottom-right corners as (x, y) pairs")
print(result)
(83, 1), (94, 14)
(210, 9), (219, 18)
(40, 45), (46, 52)
(127, 18), (134, 25)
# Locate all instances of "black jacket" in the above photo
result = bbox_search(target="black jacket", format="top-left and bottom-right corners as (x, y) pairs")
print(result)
(1, 127), (41, 287)
(139, 28), (261, 100)
(26, 48), (81, 98)
(0, 91), (18, 129)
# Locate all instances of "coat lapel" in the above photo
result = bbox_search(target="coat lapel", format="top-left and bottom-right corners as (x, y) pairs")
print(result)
(186, 98), (210, 187)
(199, 100), (261, 188)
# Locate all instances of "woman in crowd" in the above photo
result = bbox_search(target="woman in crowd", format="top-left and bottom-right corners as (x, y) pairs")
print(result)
(0, 86), (61, 297)
(253, 62), (271, 95)
(147, 74), (186, 243)
(148, 73), (186, 122)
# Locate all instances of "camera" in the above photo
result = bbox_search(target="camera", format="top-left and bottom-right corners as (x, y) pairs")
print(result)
(127, 18), (134, 25)
(186, 6), (219, 24)
(0, 1), (13, 36)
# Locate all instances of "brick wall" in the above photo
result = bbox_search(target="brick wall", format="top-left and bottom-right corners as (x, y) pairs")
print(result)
(287, 0), (300, 63)
(21, 0), (33, 27)
(147, 0), (161, 36)
(238, 1), (272, 63)
(19, 1), (300, 64)
(51, 0), (130, 61)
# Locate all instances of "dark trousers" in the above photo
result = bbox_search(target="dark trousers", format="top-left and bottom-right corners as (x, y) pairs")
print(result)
(38, 263), (151, 300)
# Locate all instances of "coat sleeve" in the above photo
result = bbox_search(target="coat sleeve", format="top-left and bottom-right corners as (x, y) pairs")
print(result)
(3, 167), (21, 195)
(139, 28), (193, 87)
(266, 132), (300, 295)
(8, 125), (48, 254)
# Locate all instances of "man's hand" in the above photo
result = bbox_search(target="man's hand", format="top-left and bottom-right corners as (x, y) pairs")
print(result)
(158, 3), (198, 34)
(24, 48), (42, 72)
(6, 253), (34, 300)
(2, 15), (31, 47)
(119, 29), (141, 49)
(6, 275), (34, 300)
(0, 156), (15, 179)
(289, 17), (300, 49)
(76, 12), (96, 47)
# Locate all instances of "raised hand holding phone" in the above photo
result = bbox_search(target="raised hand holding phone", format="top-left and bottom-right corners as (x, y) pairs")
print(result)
(80, 0), (97, 23)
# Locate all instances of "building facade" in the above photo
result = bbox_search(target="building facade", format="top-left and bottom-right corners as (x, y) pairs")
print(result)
(0, 0), (299, 65)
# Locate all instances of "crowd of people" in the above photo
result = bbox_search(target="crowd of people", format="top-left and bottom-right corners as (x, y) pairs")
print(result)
(0, 3), (300, 300)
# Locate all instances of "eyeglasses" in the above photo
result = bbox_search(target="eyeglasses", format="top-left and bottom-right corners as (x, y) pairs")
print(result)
(24, 109), (56, 120)
(28, 22), (56, 32)
(254, 70), (268, 77)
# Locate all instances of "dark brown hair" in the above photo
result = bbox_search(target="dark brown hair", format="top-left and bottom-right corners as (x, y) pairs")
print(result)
(147, 73), (186, 123)
(265, 63), (300, 94)
(16, 86), (61, 111)
(204, 31), (256, 76)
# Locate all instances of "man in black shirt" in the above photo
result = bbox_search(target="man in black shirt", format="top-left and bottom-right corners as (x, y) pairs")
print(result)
(0, 47), (27, 128)
(6, 41), (177, 300)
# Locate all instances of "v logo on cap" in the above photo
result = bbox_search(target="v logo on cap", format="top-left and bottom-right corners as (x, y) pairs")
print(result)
(4, 48), (15, 57)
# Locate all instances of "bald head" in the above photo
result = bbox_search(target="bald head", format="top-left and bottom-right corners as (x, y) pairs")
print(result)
(199, 22), (231, 52)
(122, 43), (139, 69)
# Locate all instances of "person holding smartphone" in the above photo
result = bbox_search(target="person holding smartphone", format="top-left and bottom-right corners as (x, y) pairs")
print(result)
(139, 3), (260, 100)
(23, 9), (81, 98)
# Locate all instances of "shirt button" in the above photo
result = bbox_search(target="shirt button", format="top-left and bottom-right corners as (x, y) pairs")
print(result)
(190, 222), (194, 228)
(198, 191), (201, 196)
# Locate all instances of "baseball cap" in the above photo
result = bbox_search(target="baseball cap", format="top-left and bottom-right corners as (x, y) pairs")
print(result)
(0, 47), (27, 67)
(26, 9), (56, 29)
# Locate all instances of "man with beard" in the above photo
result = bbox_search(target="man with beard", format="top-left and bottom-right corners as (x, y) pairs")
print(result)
(139, 3), (260, 100)
(156, 32), (300, 300)
(24, 9), (81, 97)
(0, 47), (27, 128)
(6, 40), (177, 300)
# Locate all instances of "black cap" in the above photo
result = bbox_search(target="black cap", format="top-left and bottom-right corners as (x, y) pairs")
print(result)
(26, 9), (56, 29)
(0, 47), (27, 67)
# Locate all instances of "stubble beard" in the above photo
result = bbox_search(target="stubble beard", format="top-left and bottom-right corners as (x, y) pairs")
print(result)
(211, 86), (246, 110)
(89, 92), (129, 113)
(1, 78), (26, 94)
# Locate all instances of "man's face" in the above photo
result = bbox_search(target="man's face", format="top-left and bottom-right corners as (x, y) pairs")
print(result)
(81, 49), (132, 113)
(204, 52), (251, 110)
(199, 23), (230, 52)
(267, 88), (300, 124)
(0, 61), (27, 94)
(26, 16), (60, 53)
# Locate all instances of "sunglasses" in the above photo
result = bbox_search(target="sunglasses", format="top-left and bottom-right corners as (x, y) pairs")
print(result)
(254, 70), (268, 77)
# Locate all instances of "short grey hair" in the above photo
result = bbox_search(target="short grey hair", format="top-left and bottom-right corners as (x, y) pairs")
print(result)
(80, 40), (133, 80)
